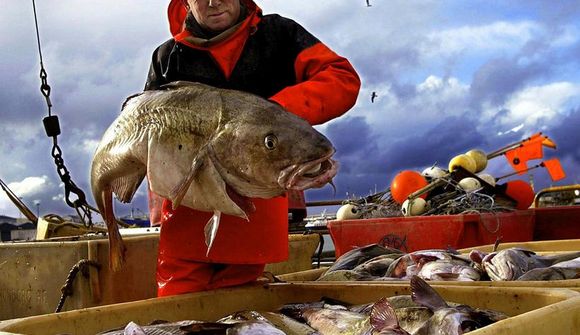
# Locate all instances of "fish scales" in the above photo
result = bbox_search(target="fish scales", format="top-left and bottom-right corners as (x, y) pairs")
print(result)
(92, 81), (338, 270)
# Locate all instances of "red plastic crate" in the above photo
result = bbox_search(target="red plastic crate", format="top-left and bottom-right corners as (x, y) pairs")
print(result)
(327, 210), (535, 257)
(533, 206), (580, 240)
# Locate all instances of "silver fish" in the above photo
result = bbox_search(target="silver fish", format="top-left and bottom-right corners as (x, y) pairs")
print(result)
(385, 250), (463, 279)
(219, 310), (319, 335)
(417, 260), (481, 281)
(91, 81), (338, 270)
(393, 307), (433, 334)
(516, 267), (580, 281)
(326, 244), (403, 273)
(317, 269), (374, 282)
(226, 320), (287, 334)
(353, 254), (403, 277)
(98, 320), (203, 335)
(302, 298), (410, 335)
(481, 249), (580, 281)
(516, 256), (580, 281)
(410, 276), (504, 335)
(183, 319), (287, 334)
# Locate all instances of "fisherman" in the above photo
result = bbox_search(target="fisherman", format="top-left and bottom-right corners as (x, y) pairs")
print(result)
(145, 0), (360, 296)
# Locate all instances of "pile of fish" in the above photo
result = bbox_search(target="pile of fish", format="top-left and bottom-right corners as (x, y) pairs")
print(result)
(100, 276), (507, 335)
(316, 244), (580, 282)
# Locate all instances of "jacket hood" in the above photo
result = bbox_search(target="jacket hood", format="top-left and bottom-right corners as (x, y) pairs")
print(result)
(168, 0), (260, 38)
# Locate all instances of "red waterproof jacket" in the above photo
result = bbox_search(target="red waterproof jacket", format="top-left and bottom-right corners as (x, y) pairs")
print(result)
(146, 0), (360, 263)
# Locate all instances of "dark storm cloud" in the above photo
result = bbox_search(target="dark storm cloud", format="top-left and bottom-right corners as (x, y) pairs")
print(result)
(469, 58), (545, 107)
(354, 47), (423, 86)
(381, 114), (485, 173)
(324, 116), (378, 174)
(550, 107), (580, 163)
(548, 108), (580, 187)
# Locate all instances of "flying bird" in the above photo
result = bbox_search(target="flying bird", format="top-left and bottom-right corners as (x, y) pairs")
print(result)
(371, 91), (378, 103)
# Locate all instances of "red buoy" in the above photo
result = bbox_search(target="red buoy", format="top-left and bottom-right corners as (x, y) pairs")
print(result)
(390, 170), (429, 204)
(504, 180), (535, 210)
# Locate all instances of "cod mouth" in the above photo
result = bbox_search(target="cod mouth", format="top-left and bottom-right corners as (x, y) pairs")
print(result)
(278, 152), (338, 191)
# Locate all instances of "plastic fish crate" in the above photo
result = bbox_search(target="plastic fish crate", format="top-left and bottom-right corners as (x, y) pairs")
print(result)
(263, 234), (320, 276)
(533, 206), (580, 241)
(0, 235), (159, 321)
(0, 233), (318, 321)
(0, 283), (578, 335)
(280, 267), (580, 290)
(458, 238), (580, 253)
(281, 239), (580, 289)
(328, 210), (535, 257)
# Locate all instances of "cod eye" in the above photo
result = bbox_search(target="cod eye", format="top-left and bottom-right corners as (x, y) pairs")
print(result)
(264, 134), (278, 150)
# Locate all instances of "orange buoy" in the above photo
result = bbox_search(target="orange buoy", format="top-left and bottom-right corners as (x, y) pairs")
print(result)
(504, 180), (535, 210)
(390, 170), (429, 204)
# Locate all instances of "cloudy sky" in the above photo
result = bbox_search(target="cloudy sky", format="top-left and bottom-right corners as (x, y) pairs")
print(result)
(1, 0), (579, 220)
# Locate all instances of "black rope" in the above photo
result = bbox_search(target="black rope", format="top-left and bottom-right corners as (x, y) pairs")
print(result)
(55, 259), (101, 313)
(31, 0), (98, 226)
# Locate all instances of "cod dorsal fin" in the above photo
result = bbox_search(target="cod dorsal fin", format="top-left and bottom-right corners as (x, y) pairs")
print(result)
(159, 81), (207, 90)
(410, 275), (448, 311)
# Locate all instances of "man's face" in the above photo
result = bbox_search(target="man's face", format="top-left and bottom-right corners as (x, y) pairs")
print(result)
(188, 0), (241, 32)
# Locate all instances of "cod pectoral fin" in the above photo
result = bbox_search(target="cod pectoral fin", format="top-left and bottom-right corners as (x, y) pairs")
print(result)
(111, 172), (146, 203)
(168, 146), (207, 209)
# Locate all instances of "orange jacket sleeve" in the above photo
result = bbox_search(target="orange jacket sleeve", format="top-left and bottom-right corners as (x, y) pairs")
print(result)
(269, 42), (361, 125)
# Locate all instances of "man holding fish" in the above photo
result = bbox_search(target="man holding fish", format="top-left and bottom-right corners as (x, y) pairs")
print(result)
(142, 0), (360, 296)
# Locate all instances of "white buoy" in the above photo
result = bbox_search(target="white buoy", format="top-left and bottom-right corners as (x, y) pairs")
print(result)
(336, 204), (362, 220)
(477, 173), (496, 186)
(401, 198), (427, 216)
(458, 177), (481, 192)
(421, 166), (446, 179)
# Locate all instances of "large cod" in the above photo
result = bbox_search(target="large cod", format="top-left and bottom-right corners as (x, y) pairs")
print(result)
(91, 81), (338, 271)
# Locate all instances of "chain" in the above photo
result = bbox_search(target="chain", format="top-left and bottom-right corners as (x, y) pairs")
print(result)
(32, 0), (98, 226)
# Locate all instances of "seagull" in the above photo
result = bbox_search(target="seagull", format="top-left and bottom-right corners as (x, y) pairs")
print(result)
(371, 91), (378, 103)
(366, 0), (372, 7)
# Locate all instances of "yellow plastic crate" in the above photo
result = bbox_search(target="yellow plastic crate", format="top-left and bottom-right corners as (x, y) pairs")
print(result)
(264, 234), (320, 275)
(0, 283), (577, 335)
(0, 235), (159, 321)
(0, 233), (319, 321)
(457, 239), (580, 253)
(283, 268), (580, 289)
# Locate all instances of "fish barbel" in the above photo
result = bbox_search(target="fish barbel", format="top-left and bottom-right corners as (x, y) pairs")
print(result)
(91, 81), (338, 270)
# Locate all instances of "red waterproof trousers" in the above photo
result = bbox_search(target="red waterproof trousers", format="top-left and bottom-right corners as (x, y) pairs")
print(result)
(156, 253), (265, 296)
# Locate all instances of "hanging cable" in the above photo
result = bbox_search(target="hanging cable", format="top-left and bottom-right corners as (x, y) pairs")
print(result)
(31, 0), (99, 226)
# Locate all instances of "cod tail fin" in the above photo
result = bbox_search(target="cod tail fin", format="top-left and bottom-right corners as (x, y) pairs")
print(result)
(98, 188), (127, 271)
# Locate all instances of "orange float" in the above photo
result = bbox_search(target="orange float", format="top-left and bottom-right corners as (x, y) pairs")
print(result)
(504, 180), (535, 210)
(390, 170), (429, 204)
